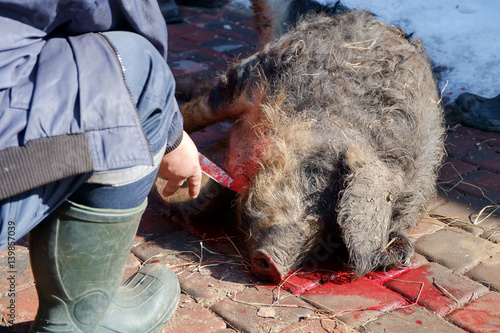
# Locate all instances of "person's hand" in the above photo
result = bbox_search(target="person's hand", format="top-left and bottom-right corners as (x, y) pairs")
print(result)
(158, 131), (202, 199)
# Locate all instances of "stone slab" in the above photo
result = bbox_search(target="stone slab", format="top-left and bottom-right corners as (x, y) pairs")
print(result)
(299, 276), (407, 327)
(407, 216), (447, 241)
(0, 245), (33, 295)
(461, 145), (500, 174)
(445, 128), (483, 160)
(454, 170), (500, 203)
(160, 294), (227, 332)
(367, 254), (427, 285)
(211, 287), (316, 333)
(430, 194), (500, 236)
(466, 255), (500, 291)
(438, 157), (477, 183)
(359, 305), (465, 332)
(280, 318), (356, 333)
(385, 263), (489, 316)
(280, 274), (322, 295)
(414, 228), (497, 273)
(447, 292), (500, 333)
(0, 285), (38, 330)
(132, 231), (253, 306)
(134, 198), (183, 245)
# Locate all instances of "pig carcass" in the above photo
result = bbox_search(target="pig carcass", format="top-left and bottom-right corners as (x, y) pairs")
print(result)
(180, 3), (445, 282)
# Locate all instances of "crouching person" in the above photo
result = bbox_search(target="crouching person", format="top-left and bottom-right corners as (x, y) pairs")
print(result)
(0, 1), (201, 332)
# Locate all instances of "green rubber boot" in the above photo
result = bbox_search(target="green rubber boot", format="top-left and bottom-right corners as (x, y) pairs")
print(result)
(28, 199), (180, 333)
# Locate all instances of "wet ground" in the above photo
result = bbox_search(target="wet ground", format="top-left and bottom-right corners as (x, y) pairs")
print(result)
(1, 3), (500, 332)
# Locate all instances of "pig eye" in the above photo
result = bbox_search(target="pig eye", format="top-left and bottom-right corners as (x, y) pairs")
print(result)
(385, 194), (393, 202)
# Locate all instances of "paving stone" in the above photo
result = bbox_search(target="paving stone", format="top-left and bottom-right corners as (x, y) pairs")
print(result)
(175, 259), (252, 306)
(132, 231), (252, 306)
(202, 21), (234, 32)
(407, 216), (447, 241)
(367, 254), (427, 285)
(447, 292), (500, 333)
(453, 125), (500, 147)
(134, 200), (183, 245)
(430, 194), (499, 236)
(358, 305), (465, 333)
(132, 230), (200, 265)
(177, 45), (228, 63)
(299, 277), (407, 327)
(170, 60), (209, 76)
(181, 28), (223, 44)
(0, 321), (31, 333)
(210, 287), (315, 333)
(222, 8), (253, 23)
(280, 318), (356, 333)
(0, 246), (34, 296)
(218, 25), (259, 44)
(415, 228), (498, 273)
(454, 170), (500, 202)
(482, 227), (500, 244)
(438, 157), (478, 183)
(160, 294), (227, 332)
(201, 38), (251, 57)
(280, 274), (322, 295)
(430, 185), (469, 210)
(0, 285), (37, 330)
(169, 36), (213, 55)
(445, 125), (500, 157)
(5, 4), (500, 331)
(466, 255), (500, 291)
(445, 129), (483, 160)
(167, 22), (200, 38)
(385, 263), (489, 316)
(463, 147), (500, 174)
(473, 204), (500, 244)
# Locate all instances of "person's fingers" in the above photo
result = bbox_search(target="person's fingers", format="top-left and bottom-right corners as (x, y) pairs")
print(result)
(187, 171), (202, 199)
(162, 178), (186, 197)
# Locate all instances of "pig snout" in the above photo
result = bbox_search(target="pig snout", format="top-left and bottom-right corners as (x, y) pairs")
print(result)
(251, 249), (285, 283)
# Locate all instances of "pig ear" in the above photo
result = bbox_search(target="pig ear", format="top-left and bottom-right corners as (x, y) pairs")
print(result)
(337, 162), (393, 276)
(338, 148), (407, 276)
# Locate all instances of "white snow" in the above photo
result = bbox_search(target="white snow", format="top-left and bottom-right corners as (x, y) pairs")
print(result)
(231, 0), (500, 102)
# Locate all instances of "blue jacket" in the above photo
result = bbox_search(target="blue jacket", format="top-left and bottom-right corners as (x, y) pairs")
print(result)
(0, 0), (182, 200)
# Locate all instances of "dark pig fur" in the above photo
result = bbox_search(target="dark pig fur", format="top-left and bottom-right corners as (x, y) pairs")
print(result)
(180, 1), (446, 282)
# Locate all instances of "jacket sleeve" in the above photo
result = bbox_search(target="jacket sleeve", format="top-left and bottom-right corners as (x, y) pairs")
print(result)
(0, 0), (180, 200)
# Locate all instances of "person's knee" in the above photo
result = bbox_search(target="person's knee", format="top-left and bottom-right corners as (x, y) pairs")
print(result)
(101, 31), (177, 154)
(101, 31), (175, 106)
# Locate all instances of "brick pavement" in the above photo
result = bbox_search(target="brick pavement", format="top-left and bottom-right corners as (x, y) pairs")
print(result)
(1, 3), (500, 333)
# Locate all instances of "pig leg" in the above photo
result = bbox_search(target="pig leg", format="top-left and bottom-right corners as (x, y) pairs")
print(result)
(249, 0), (280, 46)
(180, 54), (264, 133)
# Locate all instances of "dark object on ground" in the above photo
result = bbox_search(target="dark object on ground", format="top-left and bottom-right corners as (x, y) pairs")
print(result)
(454, 92), (500, 132)
(180, 1), (445, 283)
(158, 0), (183, 24)
(176, 0), (227, 8)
